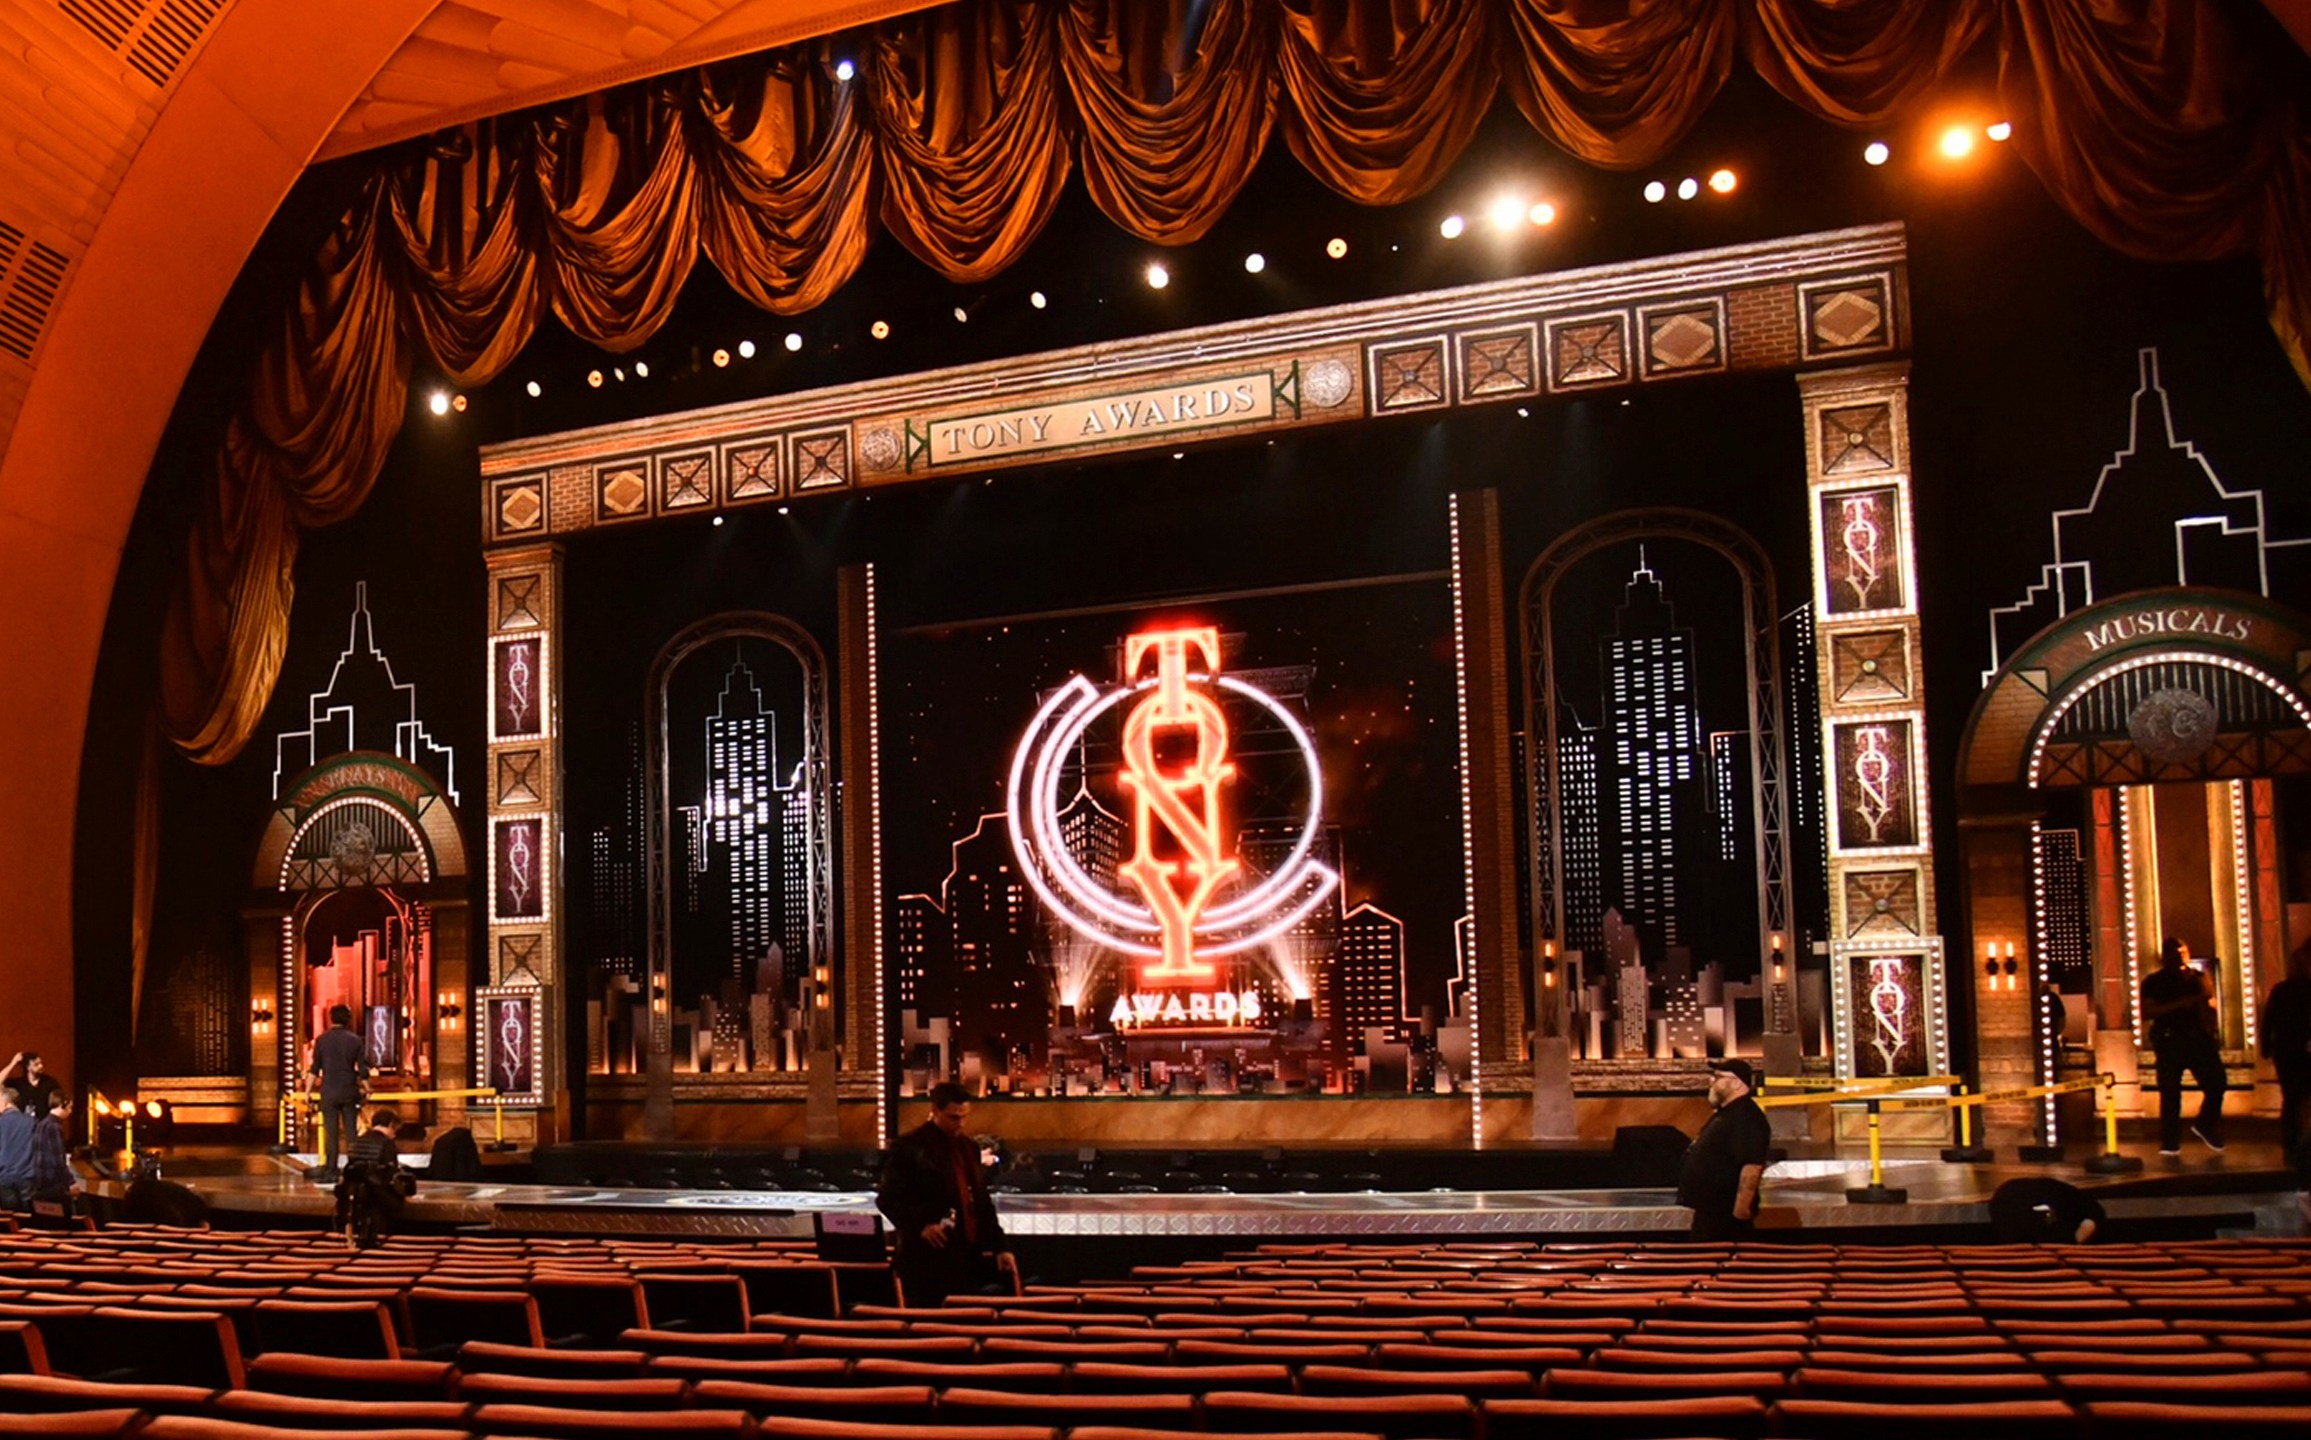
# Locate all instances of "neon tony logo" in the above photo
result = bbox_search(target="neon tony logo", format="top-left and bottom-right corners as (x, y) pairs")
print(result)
(1008, 625), (1338, 990)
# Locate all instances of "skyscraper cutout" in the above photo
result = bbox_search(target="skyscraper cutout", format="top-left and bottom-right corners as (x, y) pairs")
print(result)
(1983, 348), (2311, 682)
(1601, 550), (1704, 950)
(271, 581), (458, 804)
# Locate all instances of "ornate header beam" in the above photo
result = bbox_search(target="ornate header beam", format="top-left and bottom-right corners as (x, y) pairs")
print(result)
(480, 224), (1908, 545)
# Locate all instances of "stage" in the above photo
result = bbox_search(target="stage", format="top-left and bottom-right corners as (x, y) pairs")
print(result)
(94, 1140), (2306, 1254)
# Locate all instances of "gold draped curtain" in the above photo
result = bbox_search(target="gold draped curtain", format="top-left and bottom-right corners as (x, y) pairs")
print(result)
(161, 0), (2311, 765)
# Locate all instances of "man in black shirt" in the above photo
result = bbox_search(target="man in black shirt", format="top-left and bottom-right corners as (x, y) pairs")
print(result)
(876, 1082), (1015, 1305)
(2140, 938), (2226, 1156)
(1678, 1058), (1772, 1241)
(304, 1005), (369, 1177)
(1, 1053), (61, 1120)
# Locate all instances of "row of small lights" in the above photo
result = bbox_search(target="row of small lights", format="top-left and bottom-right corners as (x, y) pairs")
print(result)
(425, 123), (2011, 416)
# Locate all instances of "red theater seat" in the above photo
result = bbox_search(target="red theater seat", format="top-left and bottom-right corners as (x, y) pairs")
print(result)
(2080, 1401), (2311, 1438)
(621, 1330), (793, 1360)
(468, 1403), (757, 1438)
(1072, 1432), (1380, 1440)
(252, 1300), (401, 1360)
(792, 1335), (974, 1361)
(0, 1411), (143, 1438)
(853, 1360), (1063, 1391)
(530, 1274), (651, 1344)
(1541, 1368), (1788, 1400)
(206, 1392), (475, 1431)
(1769, 1398), (2079, 1440)
(2057, 1371), (2311, 1404)
(643, 1356), (852, 1385)
(455, 1374), (690, 1410)
(1202, 1390), (1477, 1440)
(0, 1375), (216, 1416)
(1481, 1395), (1771, 1439)
(404, 1288), (544, 1354)
(728, 1264), (841, 1321)
(1791, 1367), (2057, 1404)
(0, 1319), (50, 1375)
(244, 1354), (460, 1402)
(633, 1275), (752, 1335)
(1296, 1364), (1538, 1400)
(690, 1380), (935, 1424)
(748, 1421), (1049, 1440)
(934, 1388), (1199, 1432)
(1067, 1362), (1294, 1396)
(87, 1306), (246, 1390)
(142, 1424), (466, 1440)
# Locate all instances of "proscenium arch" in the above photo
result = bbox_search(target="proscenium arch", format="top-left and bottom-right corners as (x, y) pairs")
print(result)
(641, 611), (834, 1069)
(1957, 586), (2311, 798)
(1518, 507), (1795, 978)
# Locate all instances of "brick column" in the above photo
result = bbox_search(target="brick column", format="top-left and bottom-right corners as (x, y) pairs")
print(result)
(481, 544), (563, 1144)
(1796, 364), (1951, 1114)
(1453, 490), (1527, 1139)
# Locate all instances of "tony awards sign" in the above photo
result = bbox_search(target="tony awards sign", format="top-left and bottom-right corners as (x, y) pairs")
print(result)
(1008, 625), (1337, 1028)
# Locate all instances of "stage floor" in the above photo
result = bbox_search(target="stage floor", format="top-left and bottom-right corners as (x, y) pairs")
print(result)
(100, 1141), (2307, 1241)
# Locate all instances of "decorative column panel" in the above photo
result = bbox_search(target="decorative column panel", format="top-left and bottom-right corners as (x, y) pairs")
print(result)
(1451, 490), (1525, 1143)
(1796, 363), (1947, 1089)
(482, 544), (564, 1143)
(837, 564), (889, 1141)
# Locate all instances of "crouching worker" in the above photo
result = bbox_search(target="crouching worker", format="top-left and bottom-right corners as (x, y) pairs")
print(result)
(334, 1107), (415, 1249)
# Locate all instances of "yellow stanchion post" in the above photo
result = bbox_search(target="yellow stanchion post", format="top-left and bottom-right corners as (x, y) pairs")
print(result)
(1847, 1098), (1909, 1204)
(2084, 1071), (2144, 1175)
(1941, 1082), (1994, 1164)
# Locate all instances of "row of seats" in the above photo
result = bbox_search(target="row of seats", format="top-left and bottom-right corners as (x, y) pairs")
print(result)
(0, 1228), (2305, 1439)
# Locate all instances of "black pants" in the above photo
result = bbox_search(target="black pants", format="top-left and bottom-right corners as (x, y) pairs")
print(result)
(318, 1099), (361, 1171)
(895, 1241), (1000, 1307)
(2153, 1035), (2226, 1151)
(1688, 1209), (1754, 1243)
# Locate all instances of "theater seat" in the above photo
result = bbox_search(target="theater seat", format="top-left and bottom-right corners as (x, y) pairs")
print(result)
(1542, 1368), (1787, 1401)
(748, 1421), (1048, 1440)
(0, 1411), (143, 1438)
(936, 1388), (1199, 1432)
(244, 1354), (460, 1402)
(2057, 1371), (2311, 1405)
(1769, 1398), (2078, 1439)
(206, 1392), (475, 1431)
(0, 1375), (216, 1416)
(689, 1380), (935, 1424)
(2080, 1402), (2311, 1438)
(1481, 1395), (1770, 1440)
(1067, 1362), (1294, 1396)
(455, 1374), (690, 1411)
(0, 1320), (50, 1375)
(404, 1289), (544, 1355)
(1791, 1367), (2058, 1404)
(252, 1301), (401, 1360)
(468, 1403), (756, 1438)
(1296, 1365), (1538, 1400)
(139, 1422), (468, 1440)
(455, 1341), (649, 1379)
(1202, 1390), (1477, 1440)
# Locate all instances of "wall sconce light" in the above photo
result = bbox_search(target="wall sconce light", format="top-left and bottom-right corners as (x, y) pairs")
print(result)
(812, 964), (831, 988)
(437, 991), (462, 1031)
(650, 977), (668, 1015)
(251, 1000), (274, 1034)
(1770, 933), (1786, 983)
(814, 990), (831, 1011)
(1542, 939), (1558, 987)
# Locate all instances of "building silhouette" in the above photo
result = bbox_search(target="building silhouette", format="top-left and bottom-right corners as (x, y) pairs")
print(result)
(270, 581), (459, 805)
(1339, 902), (1408, 1044)
(585, 721), (646, 981)
(1556, 709), (1605, 956)
(1601, 553), (1704, 951)
(703, 656), (807, 994)
(893, 892), (948, 1013)
(1239, 821), (1345, 1042)
(945, 813), (1044, 1054)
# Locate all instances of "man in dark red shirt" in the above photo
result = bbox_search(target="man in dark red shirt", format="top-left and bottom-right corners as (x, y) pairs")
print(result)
(876, 1082), (1015, 1305)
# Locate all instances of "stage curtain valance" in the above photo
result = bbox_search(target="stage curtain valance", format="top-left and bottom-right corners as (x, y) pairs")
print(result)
(160, 0), (2311, 764)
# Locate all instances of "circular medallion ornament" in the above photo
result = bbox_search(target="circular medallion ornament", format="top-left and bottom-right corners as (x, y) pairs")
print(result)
(331, 821), (377, 882)
(2126, 686), (2219, 764)
(1305, 359), (1353, 409)
(858, 426), (903, 474)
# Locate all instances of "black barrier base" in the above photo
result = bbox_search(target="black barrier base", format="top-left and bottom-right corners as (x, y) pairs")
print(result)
(1846, 1184), (1909, 1204)
(2018, 1144), (2067, 1163)
(2084, 1152), (2145, 1174)
(1940, 1145), (1996, 1164)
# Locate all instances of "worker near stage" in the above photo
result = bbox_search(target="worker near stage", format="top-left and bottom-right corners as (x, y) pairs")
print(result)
(2141, 938), (2226, 1156)
(1678, 1057), (1771, 1242)
(877, 1082), (1016, 1305)
(304, 1005), (369, 1177)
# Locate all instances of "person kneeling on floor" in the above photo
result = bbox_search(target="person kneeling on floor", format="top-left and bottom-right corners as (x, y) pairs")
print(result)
(335, 1107), (415, 1249)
